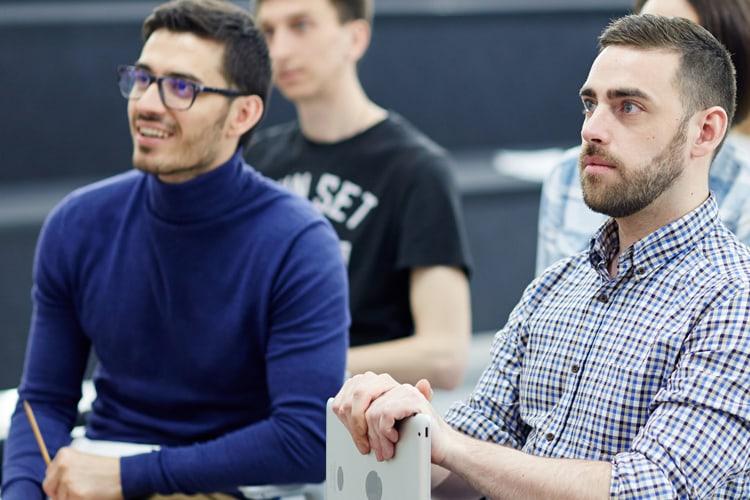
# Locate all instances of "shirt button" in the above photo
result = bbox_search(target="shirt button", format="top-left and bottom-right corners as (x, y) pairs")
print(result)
(635, 267), (646, 276)
(571, 365), (580, 374)
(597, 293), (609, 303)
(545, 432), (554, 442)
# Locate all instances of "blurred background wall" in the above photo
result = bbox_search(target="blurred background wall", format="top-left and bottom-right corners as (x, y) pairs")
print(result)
(0, 0), (630, 389)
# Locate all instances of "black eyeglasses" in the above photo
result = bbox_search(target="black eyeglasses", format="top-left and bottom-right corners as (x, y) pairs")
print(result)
(117, 64), (250, 111)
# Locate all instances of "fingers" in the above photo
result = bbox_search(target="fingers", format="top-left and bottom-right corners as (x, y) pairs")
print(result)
(415, 378), (433, 402)
(332, 372), (399, 454)
(367, 411), (396, 461)
(365, 383), (430, 461)
(43, 449), (63, 498)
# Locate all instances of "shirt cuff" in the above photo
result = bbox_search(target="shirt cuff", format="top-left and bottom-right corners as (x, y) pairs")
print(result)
(610, 451), (682, 498)
(120, 450), (164, 499)
(0, 478), (46, 500)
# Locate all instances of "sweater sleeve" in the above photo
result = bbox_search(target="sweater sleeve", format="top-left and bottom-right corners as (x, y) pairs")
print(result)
(120, 219), (349, 498)
(2, 202), (91, 499)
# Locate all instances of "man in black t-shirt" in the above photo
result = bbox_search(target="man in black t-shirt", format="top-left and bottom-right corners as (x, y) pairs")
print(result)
(247, 0), (472, 389)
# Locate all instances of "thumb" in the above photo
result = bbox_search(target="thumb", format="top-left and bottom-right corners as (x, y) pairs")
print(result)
(415, 378), (433, 402)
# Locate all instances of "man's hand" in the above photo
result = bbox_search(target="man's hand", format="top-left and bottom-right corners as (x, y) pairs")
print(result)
(332, 372), (454, 465)
(42, 447), (123, 500)
(364, 378), (453, 464)
(332, 371), (401, 454)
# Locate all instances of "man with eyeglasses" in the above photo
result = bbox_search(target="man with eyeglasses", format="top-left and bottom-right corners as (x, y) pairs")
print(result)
(1, 1), (348, 499)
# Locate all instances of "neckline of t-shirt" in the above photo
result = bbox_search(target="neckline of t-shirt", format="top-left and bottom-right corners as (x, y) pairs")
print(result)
(301, 111), (395, 149)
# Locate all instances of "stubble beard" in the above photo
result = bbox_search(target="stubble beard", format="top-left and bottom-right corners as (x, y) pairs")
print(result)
(579, 119), (688, 218)
(132, 108), (229, 179)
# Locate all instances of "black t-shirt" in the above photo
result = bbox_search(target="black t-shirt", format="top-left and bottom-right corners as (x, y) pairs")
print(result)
(246, 112), (472, 346)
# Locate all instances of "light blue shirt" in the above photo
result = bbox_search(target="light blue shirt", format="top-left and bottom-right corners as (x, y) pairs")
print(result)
(537, 138), (750, 274)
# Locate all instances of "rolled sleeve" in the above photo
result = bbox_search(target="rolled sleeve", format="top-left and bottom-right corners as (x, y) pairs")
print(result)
(444, 280), (538, 449)
(610, 286), (750, 498)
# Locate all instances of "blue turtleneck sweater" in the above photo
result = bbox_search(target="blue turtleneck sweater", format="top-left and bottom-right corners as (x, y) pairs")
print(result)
(1, 151), (349, 498)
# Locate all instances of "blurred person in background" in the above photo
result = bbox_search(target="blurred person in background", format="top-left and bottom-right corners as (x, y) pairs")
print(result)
(246, 0), (473, 389)
(1, 1), (348, 498)
(537, 0), (750, 273)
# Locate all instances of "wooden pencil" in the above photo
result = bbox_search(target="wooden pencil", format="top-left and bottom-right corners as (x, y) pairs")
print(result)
(22, 400), (52, 466)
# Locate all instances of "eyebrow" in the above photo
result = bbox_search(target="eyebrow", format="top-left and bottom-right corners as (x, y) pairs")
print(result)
(134, 62), (203, 84)
(579, 87), (652, 101)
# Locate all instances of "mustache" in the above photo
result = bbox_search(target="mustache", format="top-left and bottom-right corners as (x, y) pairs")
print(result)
(579, 143), (623, 169)
(134, 113), (175, 131)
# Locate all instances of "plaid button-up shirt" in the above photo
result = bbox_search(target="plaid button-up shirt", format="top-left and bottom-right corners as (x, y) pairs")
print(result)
(537, 139), (750, 275)
(446, 196), (750, 498)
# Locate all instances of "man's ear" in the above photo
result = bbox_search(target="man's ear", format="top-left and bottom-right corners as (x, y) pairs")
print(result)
(347, 18), (371, 63)
(691, 106), (729, 159)
(226, 94), (264, 140)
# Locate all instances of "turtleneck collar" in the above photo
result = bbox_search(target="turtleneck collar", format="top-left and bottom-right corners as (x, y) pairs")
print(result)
(146, 149), (246, 223)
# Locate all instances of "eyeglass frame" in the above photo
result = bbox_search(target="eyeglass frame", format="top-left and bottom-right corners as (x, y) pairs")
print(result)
(117, 64), (252, 111)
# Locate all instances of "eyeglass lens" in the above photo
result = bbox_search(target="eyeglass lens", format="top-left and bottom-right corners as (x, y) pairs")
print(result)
(117, 66), (197, 110)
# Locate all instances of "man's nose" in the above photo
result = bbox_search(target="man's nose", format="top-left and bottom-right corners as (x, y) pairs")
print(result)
(581, 107), (612, 145)
(134, 81), (167, 114)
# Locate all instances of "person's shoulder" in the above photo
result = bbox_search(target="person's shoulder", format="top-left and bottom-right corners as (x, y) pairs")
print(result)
(710, 138), (750, 179)
(251, 121), (300, 147)
(49, 170), (143, 224)
(372, 112), (457, 180)
(245, 121), (302, 172)
(252, 175), (341, 258)
(378, 112), (446, 157)
(695, 222), (750, 290)
(246, 164), (330, 231)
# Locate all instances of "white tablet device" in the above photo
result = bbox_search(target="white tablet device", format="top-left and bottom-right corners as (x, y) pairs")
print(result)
(326, 398), (432, 500)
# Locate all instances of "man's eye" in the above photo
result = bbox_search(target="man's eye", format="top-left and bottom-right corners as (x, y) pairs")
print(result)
(167, 78), (194, 98)
(291, 20), (309, 32)
(134, 70), (151, 87)
(582, 99), (596, 114)
(622, 102), (639, 114)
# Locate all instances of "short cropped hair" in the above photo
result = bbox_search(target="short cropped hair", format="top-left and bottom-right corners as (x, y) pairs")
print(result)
(143, 0), (271, 146)
(600, 14), (737, 128)
(633, 0), (750, 124)
(254, 0), (374, 24)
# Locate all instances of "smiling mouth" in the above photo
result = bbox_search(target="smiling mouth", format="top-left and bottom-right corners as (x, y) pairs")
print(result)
(138, 126), (173, 139)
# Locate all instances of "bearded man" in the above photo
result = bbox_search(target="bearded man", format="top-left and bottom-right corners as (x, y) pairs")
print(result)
(333, 14), (750, 499)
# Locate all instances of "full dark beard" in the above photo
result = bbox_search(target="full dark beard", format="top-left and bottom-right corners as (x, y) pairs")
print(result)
(579, 119), (688, 218)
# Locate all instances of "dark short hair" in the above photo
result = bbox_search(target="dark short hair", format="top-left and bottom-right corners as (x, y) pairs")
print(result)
(600, 14), (737, 129)
(633, 0), (750, 124)
(254, 0), (374, 24)
(143, 0), (271, 147)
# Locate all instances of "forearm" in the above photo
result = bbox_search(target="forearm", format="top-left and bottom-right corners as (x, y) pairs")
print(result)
(2, 398), (79, 498)
(442, 428), (611, 500)
(431, 464), (482, 499)
(348, 332), (468, 389)
(120, 414), (327, 497)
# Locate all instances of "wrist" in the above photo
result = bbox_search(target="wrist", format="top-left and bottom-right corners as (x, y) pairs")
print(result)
(435, 421), (465, 468)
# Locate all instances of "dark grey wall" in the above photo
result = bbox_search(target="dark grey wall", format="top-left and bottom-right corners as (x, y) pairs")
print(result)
(0, 5), (625, 182)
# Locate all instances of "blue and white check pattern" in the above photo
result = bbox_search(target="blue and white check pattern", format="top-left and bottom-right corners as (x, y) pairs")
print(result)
(537, 138), (750, 274)
(446, 196), (750, 498)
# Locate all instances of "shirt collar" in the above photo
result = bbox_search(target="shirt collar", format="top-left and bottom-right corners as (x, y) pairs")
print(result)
(588, 194), (719, 280)
(146, 149), (246, 223)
